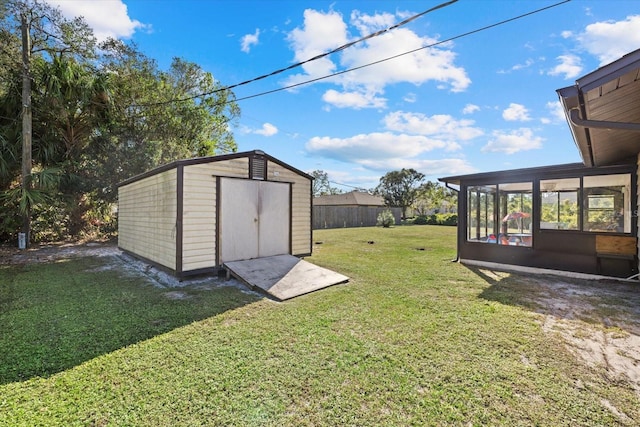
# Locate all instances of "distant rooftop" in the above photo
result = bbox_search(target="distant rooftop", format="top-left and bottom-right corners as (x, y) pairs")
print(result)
(313, 191), (384, 206)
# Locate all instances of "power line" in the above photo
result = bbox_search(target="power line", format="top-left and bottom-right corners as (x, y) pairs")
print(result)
(232, 0), (572, 104)
(133, 0), (571, 109)
(329, 180), (370, 191)
(130, 0), (458, 108)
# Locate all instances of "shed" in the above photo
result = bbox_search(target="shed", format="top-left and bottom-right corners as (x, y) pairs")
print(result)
(312, 191), (401, 229)
(117, 150), (313, 277)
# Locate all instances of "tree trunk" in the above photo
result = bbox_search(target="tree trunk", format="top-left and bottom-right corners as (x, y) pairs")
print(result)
(21, 13), (32, 248)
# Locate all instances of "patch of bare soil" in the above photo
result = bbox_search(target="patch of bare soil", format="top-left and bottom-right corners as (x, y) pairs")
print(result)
(0, 240), (120, 265)
(0, 240), (259, 296)
(510, 274), (640, 397)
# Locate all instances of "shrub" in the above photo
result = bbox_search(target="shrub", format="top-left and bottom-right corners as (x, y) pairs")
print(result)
(411, 213), (457, 226)
(413, 215), (428, 225)
(440, 213), (458, 226)
(376, 209), (395, 227)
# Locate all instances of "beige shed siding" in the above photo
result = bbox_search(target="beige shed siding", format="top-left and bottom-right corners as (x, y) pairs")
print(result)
(118, 169), (177, 269)
(267, 160), (312, 255)
(181, 158), (250, 271)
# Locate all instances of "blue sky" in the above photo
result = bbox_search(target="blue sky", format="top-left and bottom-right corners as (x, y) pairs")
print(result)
(47, 0), (640, 190)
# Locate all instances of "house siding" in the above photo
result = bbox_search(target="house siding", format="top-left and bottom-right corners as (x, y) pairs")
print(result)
(637, 153), (640, 273)
(118, 168), (177, 270)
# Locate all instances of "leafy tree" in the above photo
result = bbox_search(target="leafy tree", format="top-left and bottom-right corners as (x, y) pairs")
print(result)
(374, 168), (425, 219)
(94, 41), (240, 201)
(0, 4), (241, 242)
(0, 0), (97, 244)
(310, 169), (341, 196)
(414, 181), (457, 215)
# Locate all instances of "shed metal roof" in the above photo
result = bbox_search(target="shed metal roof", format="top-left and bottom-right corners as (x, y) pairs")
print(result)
(117, 149), (313, 187)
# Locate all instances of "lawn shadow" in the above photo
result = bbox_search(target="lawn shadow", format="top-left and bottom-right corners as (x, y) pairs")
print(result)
(468, 264), (640, 336)
(0, 253), (262, 385)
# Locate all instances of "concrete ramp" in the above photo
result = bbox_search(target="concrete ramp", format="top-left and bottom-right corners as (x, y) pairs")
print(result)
(223, 255), (349, 301)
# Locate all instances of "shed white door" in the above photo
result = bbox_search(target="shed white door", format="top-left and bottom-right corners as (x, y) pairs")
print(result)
(219, 178), (290, 263)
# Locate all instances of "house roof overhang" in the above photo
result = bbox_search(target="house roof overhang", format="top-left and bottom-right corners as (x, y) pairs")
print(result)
(438, 160), (636, 186)
(556, 48), (640, 167)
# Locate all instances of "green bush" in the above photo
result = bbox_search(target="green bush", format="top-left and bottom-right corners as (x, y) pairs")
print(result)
(410, 213), (457, 226)
(413, 215), (428, 225)
(376, 209), (395, 227)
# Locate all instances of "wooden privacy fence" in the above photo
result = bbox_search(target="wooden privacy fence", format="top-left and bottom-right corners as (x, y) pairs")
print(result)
(313, 206), (402, 229)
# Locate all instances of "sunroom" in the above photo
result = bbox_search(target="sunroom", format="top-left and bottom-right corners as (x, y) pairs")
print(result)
(440, 162), (637, 278)
(440, 48), (640, 279)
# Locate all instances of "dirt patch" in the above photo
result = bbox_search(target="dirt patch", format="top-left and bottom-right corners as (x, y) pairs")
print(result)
(0, 240), (119, 265)
(0, 240), (260, 296)
(480, 268), (640, 398)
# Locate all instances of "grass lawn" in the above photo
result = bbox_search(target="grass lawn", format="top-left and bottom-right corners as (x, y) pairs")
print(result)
(1, 226), (638, 426)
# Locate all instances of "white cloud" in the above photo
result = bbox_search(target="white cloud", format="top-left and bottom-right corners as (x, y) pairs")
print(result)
(548, 54), (583, 79)
(305, 109), (485, 176)
(284, 8), (470, 109)
(305, 131), (475, 175)
(561, 30), (573, 39)
(254, 123), (279, 136)
(546, 100), (566, 123)
(361, 158), (476, 176)
(322, 89), (386, 109)
(403, 92), (417, 103)
(350, 9), (396, 35)
(241, 29), (260, 53)
(46, 0), (148, 41)
(463, 104), (480, 114)
(338, 28), (470, 92)
(481, 128), (544, 155)
(286, 8), (348, 78)
(383, 111), (483, 142)
(575, 15), (640, 65)
(306, 132), (448, 162)
(498, 58), (535, 74)
(502, 103), (531, 122)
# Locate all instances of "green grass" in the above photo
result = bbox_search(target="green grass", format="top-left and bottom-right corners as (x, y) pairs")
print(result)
(1, 226), (638, 426)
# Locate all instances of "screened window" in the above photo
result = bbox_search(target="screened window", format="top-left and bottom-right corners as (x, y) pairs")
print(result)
(467, 185), (496, 243)
(583, 174), (631, 233)
(498, 182), (533, 247)
(538, 174), (631, 234)
(540, 178), (579, 230)
(467, 182), (532, 247)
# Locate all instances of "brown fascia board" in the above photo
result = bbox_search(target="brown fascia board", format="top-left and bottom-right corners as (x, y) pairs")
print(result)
(117, 149), (313, 187)
(575, 48), (640, 93)
(438, 162), (589, 186)
(439, 160), (636, 186)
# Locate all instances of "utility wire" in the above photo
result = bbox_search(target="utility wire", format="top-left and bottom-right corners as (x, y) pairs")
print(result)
(131, 0), (458, 107)
(133, 0), (571, 107)
(133, 0), (570, 108)
(225, 0), (457, 89)
(231, 0), (572, 104)
(329, 180), (369, 191)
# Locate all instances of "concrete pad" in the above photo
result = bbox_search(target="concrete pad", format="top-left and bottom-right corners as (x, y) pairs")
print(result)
(223, 255), (349, 300)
